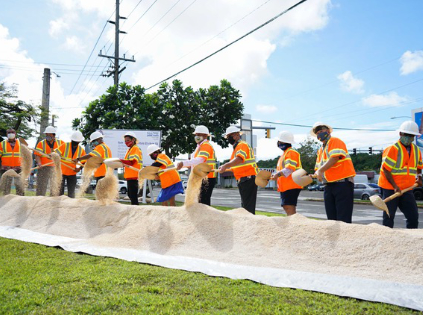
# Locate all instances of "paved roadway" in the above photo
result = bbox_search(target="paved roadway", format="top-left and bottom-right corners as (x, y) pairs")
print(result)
(175, 188), (423, 229)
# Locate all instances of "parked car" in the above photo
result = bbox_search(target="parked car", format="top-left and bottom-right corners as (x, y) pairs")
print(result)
(367, 183), (381, 194)
(89, 179), (128, 194)
(353, 183), (380, 200)
(413, 186), (423, 200)
(307, 184), (325, 191)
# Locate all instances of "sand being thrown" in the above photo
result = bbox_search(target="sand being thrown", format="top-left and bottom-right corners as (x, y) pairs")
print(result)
(1, 194), (423, 287)
(77, 156), (103, 198)
(20, 144), (33, 189)
(50, 152), (62, 196)
(95, 167), (118, 205)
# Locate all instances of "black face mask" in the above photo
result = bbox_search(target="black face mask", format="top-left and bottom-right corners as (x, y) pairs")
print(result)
(228, 136), (236, 145)
(277, 142), (291, 151)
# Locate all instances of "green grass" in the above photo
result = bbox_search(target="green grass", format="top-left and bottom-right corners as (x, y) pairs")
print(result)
(0, 238), (417, 314)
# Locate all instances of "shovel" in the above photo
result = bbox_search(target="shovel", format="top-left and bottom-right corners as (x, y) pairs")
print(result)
(139, 166), (177, 180)
(291, 169), (317, 186)
(192, 163), (232, 178)
(369, 183), (418, 217)
(255, 170), (272, 187)
(104, 158), (140, 172)
(30, 162), (55, 171)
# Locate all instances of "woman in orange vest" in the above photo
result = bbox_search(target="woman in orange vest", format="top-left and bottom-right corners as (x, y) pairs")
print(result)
(147, 144), (183, 206)
(378, 121), (423, 228)
(312, 122), (356, 223)
(176, 125), (217, 206)
(219, 126), (259, 214)
(0, 128), (24, 195)
(55, 131), (85, 198)
(271, 131), (303, 216)
(120, 131), (143, 205)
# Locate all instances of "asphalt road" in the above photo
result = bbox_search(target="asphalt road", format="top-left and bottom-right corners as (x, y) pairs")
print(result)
(175, 188), (423, 229)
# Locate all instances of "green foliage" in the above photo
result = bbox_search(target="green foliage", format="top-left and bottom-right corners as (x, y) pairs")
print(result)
(0, 238), (416, 314)
(257, 157), (278, 169)
(351, 152), (383, 172)
(0, 83), (40, 139)
(73, 79), (243, 158)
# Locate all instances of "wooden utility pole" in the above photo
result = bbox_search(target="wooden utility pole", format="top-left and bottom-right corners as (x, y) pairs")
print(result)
(99, 0), (135, 86)
(38, 68), (51, 142)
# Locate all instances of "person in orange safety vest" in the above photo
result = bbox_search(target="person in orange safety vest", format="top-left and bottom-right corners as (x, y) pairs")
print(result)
(219, 125), (259, 214)
(312, 122), (356, 223)
(271, 131), (303, 216)
(378, 120), (422, 228)
(0, 128), (24, 195)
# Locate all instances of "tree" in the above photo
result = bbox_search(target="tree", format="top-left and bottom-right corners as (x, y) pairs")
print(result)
(296, 137), (321, 174)
(73, 79), (244, 158)
(0, 83), (40, 139)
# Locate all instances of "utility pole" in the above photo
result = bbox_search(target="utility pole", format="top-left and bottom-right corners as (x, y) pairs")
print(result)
(99, 0), (135, 86)
(38, 68), (51, 142)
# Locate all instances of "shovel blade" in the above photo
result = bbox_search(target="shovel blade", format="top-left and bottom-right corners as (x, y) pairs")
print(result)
(292, 169), (313, 186)
(104, 158), (124, 169)
(255, 170), (272, 187)
(139, 166), (160, 180)
(193, 163), (212, 178)
(369, 195), (390, 217)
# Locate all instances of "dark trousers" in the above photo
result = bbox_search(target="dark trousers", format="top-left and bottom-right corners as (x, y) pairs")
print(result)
(36, 166), (54, 196)
(60, 175), (77, 198)
(324, 181), (354, 223)
(199, 177), (216, 206)
(127, 179), (139, 205)
(381, 189), (419, 229)
(237, 176), (257, 215)
(0, 169), (24, 196)
(95, 176), (104, 183)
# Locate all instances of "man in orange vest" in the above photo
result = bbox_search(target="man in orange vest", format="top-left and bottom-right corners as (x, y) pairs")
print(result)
(378, 121), (422, 228)
(219, 126), (259, 214)
(0, 128), (24, 195)
(120, 131), (143, 205)
(73, 131), (111, 183)
(271, 131), (303, 216)
(176, 125), (217, 206)
(312, 122), (356, 223)
(55, 131), (86, 198)
(147, 144), (183, 206)
(34, 126), (63, 196)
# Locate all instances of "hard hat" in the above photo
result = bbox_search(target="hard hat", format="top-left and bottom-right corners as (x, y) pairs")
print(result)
(398, 120), (420, 136)
(192, 125), (210, 135)
(89, 131), (104, 142)
(310, 122), (333, 137)
(278, 131), (295, 144)
(147, 144), (161, 155)
(224, 125), (241, 138)
(124, 131), (137, 139)
(44, 126), (56, 134)
(71, 131), (84, 142)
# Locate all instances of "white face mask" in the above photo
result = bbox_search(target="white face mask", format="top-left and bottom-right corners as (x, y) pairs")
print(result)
(194, 136), (204, 144)
(7, 133), (16, 140)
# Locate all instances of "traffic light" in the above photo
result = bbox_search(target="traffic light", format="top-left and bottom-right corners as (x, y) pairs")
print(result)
(369, 147), (372, 154)
(266, 129), (271, 138)
(353, 148), (356, 155)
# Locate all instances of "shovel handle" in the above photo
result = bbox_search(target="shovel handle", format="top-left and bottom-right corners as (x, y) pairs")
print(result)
(30, 162), (55, 171)
(122, 164), (141, 172)
(383, 183), (418, 202)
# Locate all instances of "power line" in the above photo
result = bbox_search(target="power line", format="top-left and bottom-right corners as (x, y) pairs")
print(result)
(124, 0), (159, 35)
(0, 59), (101, 68)
(145, 0), (308, 90)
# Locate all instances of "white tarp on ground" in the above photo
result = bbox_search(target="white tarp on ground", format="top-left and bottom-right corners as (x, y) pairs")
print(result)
(1, 195), (423, 311)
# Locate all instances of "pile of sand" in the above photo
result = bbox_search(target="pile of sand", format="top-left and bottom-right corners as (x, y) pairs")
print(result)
(0, 194), (422, 286)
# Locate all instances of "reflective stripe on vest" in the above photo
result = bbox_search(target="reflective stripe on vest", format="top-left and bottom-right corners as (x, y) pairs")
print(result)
(389, 142), (418, 175)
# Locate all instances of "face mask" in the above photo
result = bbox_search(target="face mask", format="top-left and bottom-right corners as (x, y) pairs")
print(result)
(46, 135), (54, 141)
(7, 133), (16, 140)
(71, 141), (79, 147)
(91, 140), (99, 149)
(150, 153), (158, 160)
(125, 140), (133, 147)
(317, 131), (329, 142)
(400, 135), (414, 146)
(228, 135), (236, 145)
(194, 136), (204, 144)
(277, 142), (291, 151)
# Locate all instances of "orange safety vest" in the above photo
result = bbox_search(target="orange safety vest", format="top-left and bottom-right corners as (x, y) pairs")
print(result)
(34, 139), (63, 167)
(194, 140), (217, 179)
(89, 143), (112, 177)
(156, 153), (181, 189)
(315, 137), (356, 183)
(55, 142), (86, 176)
(277, 147), (303, 192)
(230, 141), (259, 180)
(124, 145), (143, 179)
(0, 139), (21, 168)
(378, 141), (423, 190)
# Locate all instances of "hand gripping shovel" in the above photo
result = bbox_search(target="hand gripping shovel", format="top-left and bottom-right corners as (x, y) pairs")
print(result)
(255, 170), (272, 187)
(369, 183), (418, 217)
(291, 169), (317, 186)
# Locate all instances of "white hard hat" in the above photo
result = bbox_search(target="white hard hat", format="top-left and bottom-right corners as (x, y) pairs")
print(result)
(71, 131), (84, 142)
(44, 126), (56, 134)
(398, 120), (420, 136)
(124, 131), (137, 139)
(90, 131), (104, 142)
(147, 144), (161, 155)
(310, 122), (333, 137)
(278, 131), (295, 144)
(224, 125), (241, 138)
(192, 125), (210, 135)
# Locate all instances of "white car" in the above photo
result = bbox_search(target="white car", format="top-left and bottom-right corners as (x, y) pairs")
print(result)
(117, 180), (127, 194)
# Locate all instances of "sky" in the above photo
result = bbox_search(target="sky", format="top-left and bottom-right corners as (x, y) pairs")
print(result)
(1, 0), (423, 162)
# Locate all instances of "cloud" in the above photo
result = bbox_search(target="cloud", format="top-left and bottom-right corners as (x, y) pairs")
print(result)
(62, 35), (85, 53)
(255, 104), (278, 113)
(362, 92), (409, 108)
(337, 70), (365, 94)
(49, 18), (69, 38)
(400, 50), (423, 75)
